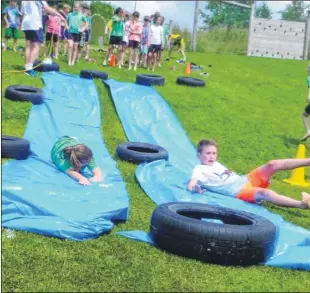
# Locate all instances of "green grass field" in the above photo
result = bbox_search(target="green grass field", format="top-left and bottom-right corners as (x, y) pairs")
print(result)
(1, 42), (310, 292)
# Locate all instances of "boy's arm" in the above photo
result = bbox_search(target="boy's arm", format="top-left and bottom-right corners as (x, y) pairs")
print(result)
(66, 169), (91, 185)
(79, 21), (87, 31)
(3, 14), (9, 27)
(187, 178), (205, 193)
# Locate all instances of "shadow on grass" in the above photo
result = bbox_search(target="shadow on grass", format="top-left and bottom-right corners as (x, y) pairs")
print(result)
(276, 135), (301, 148)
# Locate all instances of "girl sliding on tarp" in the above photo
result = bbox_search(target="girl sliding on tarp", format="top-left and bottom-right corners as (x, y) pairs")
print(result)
(51, 136), (102, 186)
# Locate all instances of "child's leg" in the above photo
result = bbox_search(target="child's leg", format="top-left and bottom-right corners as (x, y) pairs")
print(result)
(254, 188), (309, 209)
(103, 44), (112, 65)
(44, 40), (49, 57)
(72, 43), (78, 65)
(180, 44), (186, 60)
(68, 39), (74, 65)
(158, 49), (162, 66)
(134, 47), (139, 70)
(301, 105), (310, 141)
(85, 43), (90, 59)
(257, 158), (310, 180)
(143, 53), (147, 67)
(12, 28), (19, 52)
(54, 39), (59, 59)
(117, 45), (122, 67)
(30, 42), (41, 64)
(120, 44), (127, 66)
(13, 38), (17, 52)
(147, 52), (153, 69)
(63, 40), (68, 55)
(152, 52), (157, 71)
(168, 45), (173, 59)
(128, 46), (133, 70)
(24, 40), (32, 69)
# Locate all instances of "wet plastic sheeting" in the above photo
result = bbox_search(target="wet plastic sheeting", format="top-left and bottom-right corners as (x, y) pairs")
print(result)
(2, 72), (129, 241)
(105, 79), (310, 271)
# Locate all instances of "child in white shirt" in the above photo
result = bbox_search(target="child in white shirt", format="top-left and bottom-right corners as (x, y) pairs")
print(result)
(188, 139), (310, 209)
(147, 15), (163, 72)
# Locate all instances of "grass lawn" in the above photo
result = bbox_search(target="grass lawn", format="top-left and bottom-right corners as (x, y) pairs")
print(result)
(1, 41), (310, 292)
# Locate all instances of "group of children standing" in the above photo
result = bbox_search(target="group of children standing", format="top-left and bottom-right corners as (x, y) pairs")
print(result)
(103, 8), (184, 72)
(2, 1), (92, 76)
(42, 2), (92, 66)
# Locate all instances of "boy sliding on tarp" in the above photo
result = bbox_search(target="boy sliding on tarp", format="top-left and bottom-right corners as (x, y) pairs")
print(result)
(188, 139), (310, 209)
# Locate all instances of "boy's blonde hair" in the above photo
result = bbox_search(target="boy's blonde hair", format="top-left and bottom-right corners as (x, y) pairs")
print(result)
(197, 139), (217, 153)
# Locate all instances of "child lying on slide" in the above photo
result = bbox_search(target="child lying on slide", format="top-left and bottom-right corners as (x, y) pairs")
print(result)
(51, 136), (102, 186)
(187, 139), (310, 209)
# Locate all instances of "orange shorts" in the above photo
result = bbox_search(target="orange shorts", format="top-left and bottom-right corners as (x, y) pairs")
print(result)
(236, 168), (270, 203)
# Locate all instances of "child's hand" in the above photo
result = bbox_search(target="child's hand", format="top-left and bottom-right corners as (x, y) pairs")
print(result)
(192, 184), (205, 194)
(90, 175), (102, 183)
(79, 177), (91, 186)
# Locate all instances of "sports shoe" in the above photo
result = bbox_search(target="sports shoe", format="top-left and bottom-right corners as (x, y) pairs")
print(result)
(25, 69), (37, 77)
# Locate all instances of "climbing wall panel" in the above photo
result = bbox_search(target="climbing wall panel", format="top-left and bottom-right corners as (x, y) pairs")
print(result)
(248, 18), (305, 60)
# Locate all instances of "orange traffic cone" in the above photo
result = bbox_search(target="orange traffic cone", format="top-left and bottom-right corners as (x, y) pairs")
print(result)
(185, 62), (191, 75)
(109, 54), (115, 67)
(283, 144), (310, 187)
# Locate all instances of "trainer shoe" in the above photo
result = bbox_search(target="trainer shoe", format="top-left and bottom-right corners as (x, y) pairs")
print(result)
(25, 69), (37, 77)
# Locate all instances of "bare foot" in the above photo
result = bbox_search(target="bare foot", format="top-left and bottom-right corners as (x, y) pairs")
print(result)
(301, 132), (310, 142)
(301, 192), (310, 209)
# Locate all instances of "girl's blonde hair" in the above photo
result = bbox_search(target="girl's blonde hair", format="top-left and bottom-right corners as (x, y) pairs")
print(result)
(63, 144), (93, 171)
(63, 4), (71, 10)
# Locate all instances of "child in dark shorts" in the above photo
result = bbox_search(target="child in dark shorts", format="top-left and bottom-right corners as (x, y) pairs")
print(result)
(103, 7), (124, 67)
(128, 11), (142, 71)
(301, 67), (310, 141)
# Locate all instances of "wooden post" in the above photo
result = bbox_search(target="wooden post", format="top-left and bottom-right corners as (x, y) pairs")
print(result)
(190, 0), (199, 52)
(246, 1), (256, 57)
(169, 20), (173, 33)
(303, 10), (310, 60)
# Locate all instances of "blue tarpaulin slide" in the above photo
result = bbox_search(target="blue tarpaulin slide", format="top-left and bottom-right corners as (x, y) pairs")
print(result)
(2, 72), (129, 241)
(104, 79), (310, 271)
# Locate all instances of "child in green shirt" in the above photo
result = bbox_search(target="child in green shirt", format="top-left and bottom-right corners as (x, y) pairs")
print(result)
(51, 136), (102, 186)
(67, 2), (86, 66)
(103, 7), (124, 67)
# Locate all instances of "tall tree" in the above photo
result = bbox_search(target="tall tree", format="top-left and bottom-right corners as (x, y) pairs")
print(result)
(255, 2), (272, 19)
(200, 0), (253, 29)
(280, 1), (309, 22)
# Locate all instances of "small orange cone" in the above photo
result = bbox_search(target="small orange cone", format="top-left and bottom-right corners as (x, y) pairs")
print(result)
(109, 54), (115, 67)
(185, 62), (191, 75)
(283, 144), (310, 187)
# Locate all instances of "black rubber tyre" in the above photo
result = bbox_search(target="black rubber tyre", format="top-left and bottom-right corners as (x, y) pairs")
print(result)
(136, 74), (165, 86)
(150, 202), (276, 266)
(5, 85), (44, 105)
(33, 60), (60, 72)
(1, 135), (30, 160)
(116, 142), (169, 164)
(176, 76), (205, 87)
(80, 69), (108, 80)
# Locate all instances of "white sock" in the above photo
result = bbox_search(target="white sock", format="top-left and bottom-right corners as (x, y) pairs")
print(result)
(25, 63), (33, 71)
